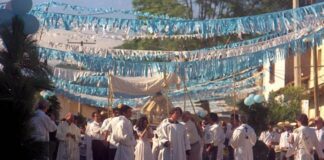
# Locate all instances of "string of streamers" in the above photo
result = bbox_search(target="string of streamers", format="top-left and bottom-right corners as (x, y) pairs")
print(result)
(29, 2), (324, 38)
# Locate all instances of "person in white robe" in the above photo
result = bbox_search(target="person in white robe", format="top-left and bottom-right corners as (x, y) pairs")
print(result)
(87, 112), (104, 160)
(202, 119), (212, 160)
(259, 122), (280, 160)
(153, 119), (169, 160)
(314, 116), (324, 160)
(225, 114), (240, 160)
(182, 111), (202, 160)
(56, 113), (81, 160)
(113, 104), (136, 160)
(158, 107), (191, 160)
(230, 114), (257, 160)
(278, 122), (293, 160)
(134, 116), (154, 160)
(100, 108), (120, 160)
(287, 114), (324, 160)
(205, 113), (225, 160)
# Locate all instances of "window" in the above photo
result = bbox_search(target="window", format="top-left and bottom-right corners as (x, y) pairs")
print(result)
(269, 61), (275, 83)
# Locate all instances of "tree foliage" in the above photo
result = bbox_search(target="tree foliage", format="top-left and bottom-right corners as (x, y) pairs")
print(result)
(267, 86), (306, 123)
(0, 17), (53, 159)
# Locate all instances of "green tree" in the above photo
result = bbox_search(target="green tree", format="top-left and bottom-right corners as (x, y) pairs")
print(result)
(0, 17), (53, 159)
(267, 86), (306, 123)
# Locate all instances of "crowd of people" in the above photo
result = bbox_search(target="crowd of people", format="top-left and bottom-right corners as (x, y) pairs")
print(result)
(30, 99), (323, 160)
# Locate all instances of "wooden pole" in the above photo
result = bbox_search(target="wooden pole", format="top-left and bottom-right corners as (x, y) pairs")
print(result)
(108, 73), (114, 117)
(312, 46), (320, 116)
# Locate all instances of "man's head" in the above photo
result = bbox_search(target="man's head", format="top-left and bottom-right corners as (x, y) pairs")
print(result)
(209, 113), (219, 124)
(230, 113), (239, 126)
(239, 114), (248, 124)
(169, 107), (182, 121)
(315, 116), (323, 129)
(65, 112), (74, 124)
(37, 100), (50, 112)
(296, 114), (308, 126)
(182, 111), (191, 122)
(119, 104), (132, 119)
(92, 111), (101, 123)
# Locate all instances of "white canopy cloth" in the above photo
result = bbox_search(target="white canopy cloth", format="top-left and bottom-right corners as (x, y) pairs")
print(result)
(110, 73), (180, 96)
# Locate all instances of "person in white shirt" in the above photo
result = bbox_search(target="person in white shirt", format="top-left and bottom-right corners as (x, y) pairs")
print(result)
(182, 111), (202, 160)
(259, 122), (281, 160)
(100, 108), (119, 160)
(30, 100), (57, 160)
(158, 107), (191, 160)
(288, 114), (323, 160)
(113, 104), (136, 160)
(205, 113), (225, 160)
(279, 122), (293, 160)
(87, 112), (104, 160)
(226, 113), (240, 160)
(56, 112), (81, 160)
(230, 114), (257, 160)
(314, 116), (324, 160)
(202, 118), (212, 160)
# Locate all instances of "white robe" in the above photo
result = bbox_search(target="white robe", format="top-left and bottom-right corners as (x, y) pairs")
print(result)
(209, 123), (225, 160)
(230, 124), (257, 160)
(157, 119), (191, 160)
(113, 116), (136, 160)
(56, 121), (81, 160)
(288, 126), (324, 160)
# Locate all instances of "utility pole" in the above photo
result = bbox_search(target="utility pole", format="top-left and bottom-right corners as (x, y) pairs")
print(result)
(293, 0), (302, 87)
(67, 40), (96, 114)
(308, 0), (320, 116)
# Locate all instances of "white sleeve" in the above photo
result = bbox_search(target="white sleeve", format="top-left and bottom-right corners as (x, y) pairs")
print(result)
(44, 115), (57, 132)
(56, 122), (66, 141)
(184, 127), (191, 150)
(230, 129), (241, 148)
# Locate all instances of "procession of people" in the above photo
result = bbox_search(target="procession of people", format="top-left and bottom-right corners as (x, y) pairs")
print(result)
(30, 99), (324, 160)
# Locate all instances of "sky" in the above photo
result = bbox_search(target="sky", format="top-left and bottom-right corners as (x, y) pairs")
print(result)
(0, 0), (133, 10)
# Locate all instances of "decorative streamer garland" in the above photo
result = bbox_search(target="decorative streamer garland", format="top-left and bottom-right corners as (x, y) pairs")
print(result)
(41, 31), (288, 62)
(30, 2), (324, 37)
(39, 23), (323, 63)
(32, 1), (184, 20)
(38, 27), (324, 82)
(51, 64), (258, 89)
(52, 71), (260, 107)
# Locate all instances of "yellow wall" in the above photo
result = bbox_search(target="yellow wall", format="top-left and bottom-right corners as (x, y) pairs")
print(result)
(308, 106), (324, 119)
(309, 40), (324, 88)
(57, 95), (101, 119)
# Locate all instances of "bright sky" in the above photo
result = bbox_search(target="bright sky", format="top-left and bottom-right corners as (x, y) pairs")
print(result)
(0, 0), (133, 10)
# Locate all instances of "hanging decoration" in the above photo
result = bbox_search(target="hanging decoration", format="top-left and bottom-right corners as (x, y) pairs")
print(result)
(29, 2), (324, 37)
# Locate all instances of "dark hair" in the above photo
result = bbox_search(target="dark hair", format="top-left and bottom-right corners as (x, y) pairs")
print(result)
(119, 104), (132, 115)
(230, 113), (239, 121)
(136, 116), (148, 132)
(297, 114), (308, 126)
(92, 111), (99, 117)
(169, 107), (182, 116)
(209, 113), (219, 122)
(37, 100), (49, 110)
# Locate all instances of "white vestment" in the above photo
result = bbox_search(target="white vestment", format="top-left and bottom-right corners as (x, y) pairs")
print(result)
(157, 119), (191, 160)
(209, 123), (225, 160)
(289, 126), (324, 160)
(56, 121), (81, 160)
(134, 127), (154, 160)
(230, 124), (257, 160)
(113, 116), (136, 160)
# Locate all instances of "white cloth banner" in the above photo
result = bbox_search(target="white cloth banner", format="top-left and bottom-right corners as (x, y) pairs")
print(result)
(110, 73), (180, 96)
